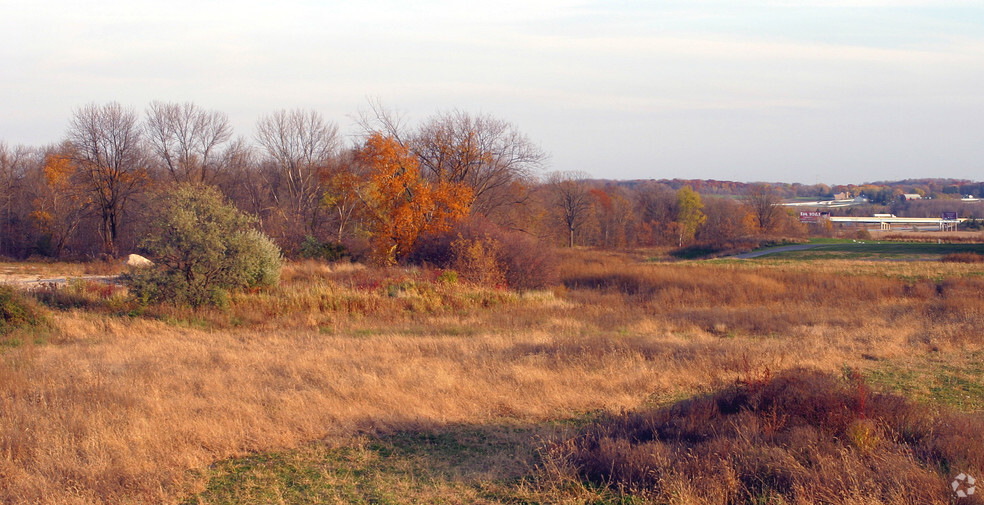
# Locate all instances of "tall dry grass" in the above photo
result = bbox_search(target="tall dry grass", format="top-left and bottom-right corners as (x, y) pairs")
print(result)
(561, 250), (984, 353)
(876, 231), (984, 243)
(2, 253), (983, 503)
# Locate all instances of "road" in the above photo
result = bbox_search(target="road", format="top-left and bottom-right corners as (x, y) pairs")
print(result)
(733, 244), (824, 259)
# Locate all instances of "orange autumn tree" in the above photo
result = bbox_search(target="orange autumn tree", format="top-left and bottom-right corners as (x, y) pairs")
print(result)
(356, 133), (472, 264)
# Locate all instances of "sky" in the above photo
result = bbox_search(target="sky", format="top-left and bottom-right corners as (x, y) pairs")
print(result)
(1, 0), (983, 185)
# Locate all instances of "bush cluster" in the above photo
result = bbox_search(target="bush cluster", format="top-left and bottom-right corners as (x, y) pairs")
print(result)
(299, 236), (350, 262)
(127, 184), (283, 307)
(451, 234), (506, 287)
(409, 218), (558, 290)
(0, 285), (47, 335)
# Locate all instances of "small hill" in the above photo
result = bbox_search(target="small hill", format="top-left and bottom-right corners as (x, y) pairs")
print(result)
(549, 368), (984, 504)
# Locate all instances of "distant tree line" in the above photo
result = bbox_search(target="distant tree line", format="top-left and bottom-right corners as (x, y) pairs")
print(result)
(1, 100), (981, 262)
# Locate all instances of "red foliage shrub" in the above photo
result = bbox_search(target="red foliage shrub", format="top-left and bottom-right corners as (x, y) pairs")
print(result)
(408, 217), (558, 290)
(548, 368), (984, 504)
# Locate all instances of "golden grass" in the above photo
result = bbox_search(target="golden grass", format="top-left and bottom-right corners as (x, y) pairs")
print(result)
(2, 254), (984, 503)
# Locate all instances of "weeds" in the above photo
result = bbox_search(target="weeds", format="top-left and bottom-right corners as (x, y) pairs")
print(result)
(0, 285), (48, 337)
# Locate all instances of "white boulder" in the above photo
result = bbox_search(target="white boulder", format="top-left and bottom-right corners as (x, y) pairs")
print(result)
(126, 254), (153, 268)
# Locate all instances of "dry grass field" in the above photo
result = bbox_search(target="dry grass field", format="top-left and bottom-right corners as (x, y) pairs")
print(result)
(1, 249), (983, 504)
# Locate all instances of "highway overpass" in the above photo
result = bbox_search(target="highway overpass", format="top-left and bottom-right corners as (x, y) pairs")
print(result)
(827, 216), (964, 231)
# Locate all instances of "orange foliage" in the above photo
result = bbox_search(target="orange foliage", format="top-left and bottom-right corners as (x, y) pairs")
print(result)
(357, 133), (472, 264)
(30, 153), (93, 255)
(589, 188), (612, 211)
(42, 154), (75, 188)
(31, 154), (89, 231)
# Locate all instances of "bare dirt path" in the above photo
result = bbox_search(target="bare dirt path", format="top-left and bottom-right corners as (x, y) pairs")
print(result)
(0, 275), (122, 288)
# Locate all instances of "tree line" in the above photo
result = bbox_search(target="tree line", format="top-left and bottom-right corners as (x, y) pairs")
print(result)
(10, 100), (949, 263)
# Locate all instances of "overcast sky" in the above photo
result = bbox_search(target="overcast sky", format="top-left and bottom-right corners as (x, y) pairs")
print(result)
(2, 1), (983, 184)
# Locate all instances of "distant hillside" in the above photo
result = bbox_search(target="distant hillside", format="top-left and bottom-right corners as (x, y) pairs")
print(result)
(587, 177), (984, 202)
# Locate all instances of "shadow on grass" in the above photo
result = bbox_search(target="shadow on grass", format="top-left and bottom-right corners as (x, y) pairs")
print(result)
(181, 420), (624, 505)
(183, 366), (984, 505)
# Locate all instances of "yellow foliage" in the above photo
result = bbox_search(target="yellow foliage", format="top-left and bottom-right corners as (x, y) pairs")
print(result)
(451, 234), (505, 287)
(43, 154), (75, 188)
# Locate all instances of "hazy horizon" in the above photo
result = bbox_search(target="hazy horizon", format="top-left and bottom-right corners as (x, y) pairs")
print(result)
(3, 1), (983, 185)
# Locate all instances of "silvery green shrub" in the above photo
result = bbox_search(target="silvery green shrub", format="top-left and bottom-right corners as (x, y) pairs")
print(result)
(127, 184), (282, 307)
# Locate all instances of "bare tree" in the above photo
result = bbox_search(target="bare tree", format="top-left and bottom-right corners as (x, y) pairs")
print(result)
(411, 110), (546, 215)
(743, 183), (785, 234)
(697, 196), (745, 245)
(216, 141), (273, 222)
(67, 102), (146, 256)
(255, 109), (340, 242)
(634, 181), (678, 245)
(589, 185), (634, 248)
(0, 142), (31, 255)
(355, 101), (546, 218)
(548, 171), (593, 247)
(144, 101), (234, 184)
(354, 97), (409, 142)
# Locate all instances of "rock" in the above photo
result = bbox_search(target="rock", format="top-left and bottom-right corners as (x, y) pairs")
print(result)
(126, 254), (153, 268)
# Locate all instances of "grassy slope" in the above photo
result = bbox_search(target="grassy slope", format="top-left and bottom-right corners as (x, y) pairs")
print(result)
(4, 254), (984, 504)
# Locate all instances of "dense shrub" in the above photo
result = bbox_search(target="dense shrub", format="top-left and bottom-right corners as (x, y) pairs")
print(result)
(404, 231), (455, 267)
(298, 236), (350, 262)
(451, 234), (506, 287)
(496, 230), (559, 290)
(0, 285), (47, 335)
(669, 241), (742, 259)
(409, 217), (558, 289)
(963, 217), (983, 230)
(549, 368), (983, 504)
(127, 184), (283, 307)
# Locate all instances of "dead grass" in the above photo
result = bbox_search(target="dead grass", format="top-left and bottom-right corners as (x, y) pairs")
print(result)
(943, 252), (984, 263)
(2, 253), (983, 503)
(875, 231), (984, 243)
(547, 368), (984, 504)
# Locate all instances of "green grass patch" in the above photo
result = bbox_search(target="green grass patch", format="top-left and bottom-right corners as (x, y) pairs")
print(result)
(863, 351), (984, 412)
(183, 421), (638, 505)
(755, 242), (984, 260)
(182, 425), (560, 505)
